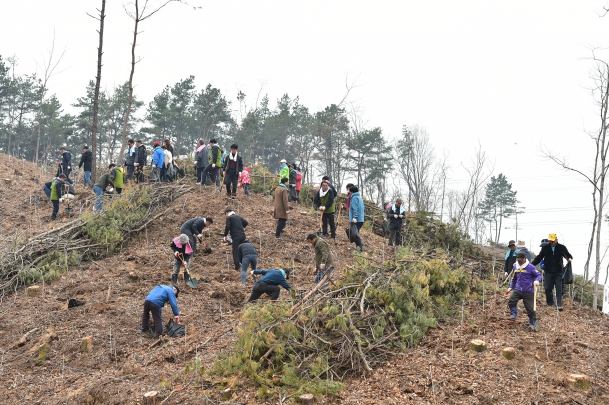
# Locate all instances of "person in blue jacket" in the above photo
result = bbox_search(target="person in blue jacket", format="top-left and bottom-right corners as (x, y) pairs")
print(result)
(247, 269), (291, 302)
(140, 285), (180, 338)
(348, 186), (365, 251)
(506, 252), (542, 329)
(151, 141), (164, 182)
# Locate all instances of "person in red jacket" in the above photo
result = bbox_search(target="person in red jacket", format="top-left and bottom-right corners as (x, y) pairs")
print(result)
(295, 167), (303, 200)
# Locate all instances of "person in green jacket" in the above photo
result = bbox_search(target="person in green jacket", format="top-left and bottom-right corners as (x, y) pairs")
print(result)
(49, 174), (67, 221)
(93, 172), (115, 211)
(279, 158), (289, 181)
(313, 180), (336, 239)
(109, 164), (125, 194)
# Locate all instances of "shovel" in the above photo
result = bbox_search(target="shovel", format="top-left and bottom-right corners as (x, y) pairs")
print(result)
(178, 253), (198, 288)
(316, 210), (324, 237)
(531, 284), (540, 332)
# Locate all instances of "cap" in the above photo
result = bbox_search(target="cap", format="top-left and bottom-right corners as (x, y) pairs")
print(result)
(153, 141), (160, 147)
(508, 240), (516, 246)
(540, 238), (549, 247)
(516, 252), (526, 259)
(515, 240), (526, 248)
(548, 233), (557, 242)
(280, 159), (287, 163)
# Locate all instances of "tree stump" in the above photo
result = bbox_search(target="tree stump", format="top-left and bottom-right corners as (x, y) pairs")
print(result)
(81, 336), (93, 352)
(143, 391), (158, 404)
(298, 393), (315, 404)
(565, 374), (590, 390)
(469, 339), (487, 352)
(501, 347), (516, 360)
(26, 285), (41, 297)
(128, 272), (139, 281)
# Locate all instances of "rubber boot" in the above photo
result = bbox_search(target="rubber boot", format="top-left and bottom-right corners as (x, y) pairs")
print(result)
(172, 274), (178, 286)
(528, 315), (535, 330)
(184, 271), (191, 284)
(509, 307), (517, 320)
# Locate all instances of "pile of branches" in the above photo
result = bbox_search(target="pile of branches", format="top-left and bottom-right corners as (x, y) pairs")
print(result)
(0, 183), (191, 295)
(213, 257), (470, 398)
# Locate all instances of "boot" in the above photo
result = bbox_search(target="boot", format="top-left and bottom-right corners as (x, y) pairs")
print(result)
(172, 274), (178, 286)
(509, 307), (517, 320)
(184, 271), (191, 284)
(528, 315), (535, 329)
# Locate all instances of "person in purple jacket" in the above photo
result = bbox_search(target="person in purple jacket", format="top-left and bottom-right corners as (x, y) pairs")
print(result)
(507, 252), (542, 329)
(140, 285), (180, 338)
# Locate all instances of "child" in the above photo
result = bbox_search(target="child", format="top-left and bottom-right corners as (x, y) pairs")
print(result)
(239, 167), (251, 196)
(507, 252), (541, 329)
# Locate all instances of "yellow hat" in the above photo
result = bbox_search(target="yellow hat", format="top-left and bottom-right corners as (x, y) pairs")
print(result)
(548, 233), (557, 241)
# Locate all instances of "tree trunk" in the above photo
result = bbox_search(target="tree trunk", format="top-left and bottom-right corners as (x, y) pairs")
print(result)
(118, 0), (139, 165)
(91, 0), (106, 181)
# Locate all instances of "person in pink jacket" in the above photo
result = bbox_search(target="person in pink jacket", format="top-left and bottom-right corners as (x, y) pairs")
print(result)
(295, 167), (303, 200)
(238, 167), (251, 196)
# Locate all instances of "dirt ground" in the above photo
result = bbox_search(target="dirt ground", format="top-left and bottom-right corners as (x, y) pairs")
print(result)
(0, 154), (608, 405)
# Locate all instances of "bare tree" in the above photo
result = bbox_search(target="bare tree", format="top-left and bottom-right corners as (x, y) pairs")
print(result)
(87, 0), (106, 180)
(118, 0), (188, 164)
(542, 51), (609, 310)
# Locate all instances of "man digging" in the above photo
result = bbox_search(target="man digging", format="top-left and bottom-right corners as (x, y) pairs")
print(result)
(140, 284), (180, 339)
(170, 234), (195, 286)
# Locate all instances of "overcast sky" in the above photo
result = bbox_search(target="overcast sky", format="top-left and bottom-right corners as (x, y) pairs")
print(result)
(3, 1), (609, 279)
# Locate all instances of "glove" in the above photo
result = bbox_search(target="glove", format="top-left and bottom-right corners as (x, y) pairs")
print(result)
(352, 219), (357, 223)
(223, 237), (228, 243)
(534, 280), (539, 286)
(504, 272), (508, 277)
(67, 166), (71, 170)
(250, 270), (255, 275)
(59, 198), (64, 202)
(320, 263), (325, 270)
(505, 288), (512, 296)
(394, 214), (398, 218)
(212, 164), (216, 168)
(196, 234), (203, 241)
(239, 172), (242, 175)
(108, 187), (114, 192)
(313, 268), (318, 275)
(320, 206), (326, 211)
(134, 163), (139, 167)
(174, 252), (180, 258)
(174, 316), (180, 324)
(399, 215), (404, 218)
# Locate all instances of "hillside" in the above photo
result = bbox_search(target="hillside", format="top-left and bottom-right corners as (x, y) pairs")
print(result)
(0, 153), (608, 404)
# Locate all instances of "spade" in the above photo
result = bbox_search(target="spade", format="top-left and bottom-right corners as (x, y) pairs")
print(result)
(532, 285), (540, 332)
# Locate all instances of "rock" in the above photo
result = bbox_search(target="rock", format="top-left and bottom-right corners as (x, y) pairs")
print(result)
(501, 347), (516, 360)
(565, 373), (590, 390)
(81, 336), (93, 352)
(469, 339), (487, 353)
(26, 285), (41, 297)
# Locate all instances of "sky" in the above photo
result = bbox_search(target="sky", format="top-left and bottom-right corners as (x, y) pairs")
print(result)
(2, 0), (609, 279)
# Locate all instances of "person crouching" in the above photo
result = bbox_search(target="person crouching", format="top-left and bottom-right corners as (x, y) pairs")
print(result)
(170, 234), (194, 286)
(141, 285), (180, 338)
(507, 252), (541, 330)
(247, 269), (291, 303)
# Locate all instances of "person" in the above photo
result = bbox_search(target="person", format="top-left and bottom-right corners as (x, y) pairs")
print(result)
(531, 233), (572, 311)
(387, 199), (405, 246)
(307, 234), (334, 283)
(201, 139), (222, 187)
(124, 139), (136, 181)
(274, 177), (290, 238)
(238, 239), (258, 286)
(194, 140), (209, 184)
(321, 176), (337, 196)
(504, 240), (518, 277)
(60, 147), (72, 179)
(92, 170), (114, 211)
(109, 164), (124, 194)
(295, 166), (302, 200)
(288, 163), (298, 201)
(224, 208), (249, 271)
(238, 167), (251, 197)
(45, 174), (68, 221)
(349, 186), (365, 251)
(313, 180), (336, 239)
(506, 252), (542, 329)
(279, 159), (289, 181)
(151, 141), (164, 182)
(247, 269), (291, 303)
(179, 217), (213, 254)
(78, 146), (92, 186)
(170, 234), (194, 286)
(162, 144), (174, 182)
(223, 144), (244, 197)
(140, 285), (180, 339)
(163, 138), (174, 158)
(538, 239), (549, 270)
(343, 183), (354, 211)
(515, 240), (531, 261)
(134, 140), (147, 182)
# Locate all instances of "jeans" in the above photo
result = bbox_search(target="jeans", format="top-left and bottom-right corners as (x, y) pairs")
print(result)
(315, 266), (334, 283)
(84, 171), (91, 186)
(244, 183), (250, 196)
(202, 164), (219, 186)
(241, 254), (258, 284)
(353, 222), (364, 250)
(93, 185), (104, 210)
(43, 184), (51, 199)
(141, 300), (163, 337)
(51, 200), (59, 219)
(544, 271), (563, 307)
(247, 281), (280, 302)
(322, 212), (336, 238)
(276, 218), (287, 237)
(126, 166), (134, 181)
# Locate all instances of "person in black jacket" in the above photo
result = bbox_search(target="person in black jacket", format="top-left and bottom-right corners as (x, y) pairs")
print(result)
(78, 146), (92, 186)
(288, 163), (298, 201)
(238, 239), (258, 286)
(223, 144), (243, 198)
(387, 199), (405, 246)
(179, 217), (213, 253)
(124, 139), (136, 181)
(223, 208), (249, 271)
(531, 233), (572, 310)
(60, 147), (72, 179)
(504, 240), (518, 276)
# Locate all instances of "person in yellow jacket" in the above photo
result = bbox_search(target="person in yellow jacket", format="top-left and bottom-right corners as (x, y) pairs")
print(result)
(109, 164), (125, 194)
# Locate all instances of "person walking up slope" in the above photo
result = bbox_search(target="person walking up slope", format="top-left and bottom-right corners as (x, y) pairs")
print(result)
(531, 233), (572, 311)
(349, 186), (365, 251)
(274, 177), (290, 238)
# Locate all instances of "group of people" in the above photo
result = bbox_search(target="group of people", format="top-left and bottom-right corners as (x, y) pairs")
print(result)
(504, 233), (573, 330)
